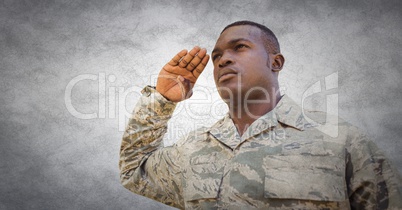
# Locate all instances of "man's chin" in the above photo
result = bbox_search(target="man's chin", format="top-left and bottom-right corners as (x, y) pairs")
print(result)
(217, 86), (240, 102)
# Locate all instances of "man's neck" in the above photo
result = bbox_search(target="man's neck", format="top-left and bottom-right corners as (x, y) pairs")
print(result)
(228, 92), (281, 136)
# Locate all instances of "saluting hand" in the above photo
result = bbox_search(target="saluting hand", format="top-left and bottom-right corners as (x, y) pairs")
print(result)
(156, 46), (210, 102)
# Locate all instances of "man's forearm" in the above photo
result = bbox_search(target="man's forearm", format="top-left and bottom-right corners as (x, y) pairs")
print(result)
(119, 86), (176, 190)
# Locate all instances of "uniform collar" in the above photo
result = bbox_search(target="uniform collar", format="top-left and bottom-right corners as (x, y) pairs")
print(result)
(208, 95), (307, 147)
(275, 94), (308, 131)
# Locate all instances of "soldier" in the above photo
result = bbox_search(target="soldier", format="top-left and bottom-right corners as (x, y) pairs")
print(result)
(119, 21), (402, 209)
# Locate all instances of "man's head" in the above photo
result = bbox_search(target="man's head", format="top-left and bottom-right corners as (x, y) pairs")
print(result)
(221, 21), (281, 55)
(212, 21), (285, 103)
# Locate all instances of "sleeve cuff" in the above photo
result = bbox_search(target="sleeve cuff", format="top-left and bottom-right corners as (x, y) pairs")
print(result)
(136, 86), (177, 117)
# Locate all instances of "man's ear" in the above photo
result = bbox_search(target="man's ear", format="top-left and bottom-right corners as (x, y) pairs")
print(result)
(271, 53), (285, 72)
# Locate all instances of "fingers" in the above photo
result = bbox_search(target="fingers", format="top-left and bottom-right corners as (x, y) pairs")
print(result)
(193, 54), (210, 78)
(179, 46), (200, 68)
(168, 49), (188, 66)
(186, 48), (207, 71)
(165, 46), (209, 79)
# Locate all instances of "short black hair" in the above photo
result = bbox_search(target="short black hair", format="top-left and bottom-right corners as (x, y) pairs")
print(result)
(221, 20), (280, 54)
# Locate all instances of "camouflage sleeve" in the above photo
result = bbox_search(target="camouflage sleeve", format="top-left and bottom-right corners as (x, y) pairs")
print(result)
(346, 127), (402, 209)
(119, 86), (184, 209)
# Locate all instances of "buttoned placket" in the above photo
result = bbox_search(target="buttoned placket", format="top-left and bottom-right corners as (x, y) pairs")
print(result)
(207, 111), (279, 207)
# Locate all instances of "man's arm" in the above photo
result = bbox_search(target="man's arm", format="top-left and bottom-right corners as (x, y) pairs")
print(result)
(119, 47), (209, 208)
(346, 127), (402, 209)
(119, 86), (183, 207)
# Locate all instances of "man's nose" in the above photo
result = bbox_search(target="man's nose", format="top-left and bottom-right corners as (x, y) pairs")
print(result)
(218, 53), (234, 68)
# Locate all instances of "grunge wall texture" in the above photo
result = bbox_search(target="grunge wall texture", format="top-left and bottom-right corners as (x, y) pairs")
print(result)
(1, 0), (401, 209)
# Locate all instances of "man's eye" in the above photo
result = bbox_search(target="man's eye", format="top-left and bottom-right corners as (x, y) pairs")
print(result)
(235, 44), (246, 50)
(212, 55), (221, 61)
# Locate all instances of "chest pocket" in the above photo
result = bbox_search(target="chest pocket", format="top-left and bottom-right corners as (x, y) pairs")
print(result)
(182, 152), (224, 202)
(263, 155), (346, 202)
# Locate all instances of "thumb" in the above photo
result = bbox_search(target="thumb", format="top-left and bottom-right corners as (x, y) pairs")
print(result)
(177, 75), (193, 99)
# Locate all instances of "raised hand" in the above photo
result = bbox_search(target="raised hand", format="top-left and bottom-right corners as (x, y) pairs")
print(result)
(156, 46), (209, 102)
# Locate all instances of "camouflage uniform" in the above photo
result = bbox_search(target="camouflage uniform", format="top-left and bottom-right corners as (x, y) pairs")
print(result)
(119, 86), (402, 209)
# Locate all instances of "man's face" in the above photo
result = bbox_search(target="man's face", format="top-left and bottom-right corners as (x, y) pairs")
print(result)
(212, 25), (277, 102)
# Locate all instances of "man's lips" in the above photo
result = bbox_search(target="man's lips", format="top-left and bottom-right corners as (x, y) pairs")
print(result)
(218, 68), (237, 82)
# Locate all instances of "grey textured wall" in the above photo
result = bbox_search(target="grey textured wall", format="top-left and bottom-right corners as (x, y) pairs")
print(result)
(1, 0), (401, 209)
